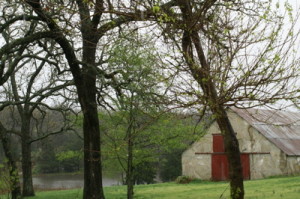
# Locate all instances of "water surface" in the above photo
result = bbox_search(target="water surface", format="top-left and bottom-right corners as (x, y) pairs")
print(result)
(32, 174), (120, 190)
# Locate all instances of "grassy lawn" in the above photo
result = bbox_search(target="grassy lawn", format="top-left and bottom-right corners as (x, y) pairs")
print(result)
(2, 176), (300, 199)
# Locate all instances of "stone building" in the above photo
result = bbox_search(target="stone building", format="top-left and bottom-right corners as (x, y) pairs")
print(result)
(182, 107), (300, 180)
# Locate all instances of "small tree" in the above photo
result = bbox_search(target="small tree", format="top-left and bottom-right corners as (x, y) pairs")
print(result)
(1, 37), (73, 195)
(103, 33), (165, 199)
(101, 32), (204, 198)
(0, 6), (39, 197)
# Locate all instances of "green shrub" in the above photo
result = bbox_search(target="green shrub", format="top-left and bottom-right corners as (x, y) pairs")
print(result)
(175, 176), (193, 184)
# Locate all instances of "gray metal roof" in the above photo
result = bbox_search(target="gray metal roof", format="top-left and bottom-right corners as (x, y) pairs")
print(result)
(231, 107), (300, 156)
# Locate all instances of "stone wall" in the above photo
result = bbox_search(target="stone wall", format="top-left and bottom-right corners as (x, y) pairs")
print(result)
(286, 157), (300, 175)
(182, 137), (212, 179)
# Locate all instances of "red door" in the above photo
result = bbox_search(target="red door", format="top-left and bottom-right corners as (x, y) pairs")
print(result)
(212, 154), (250, 181)
(213, 134), (225, 152)
(211, 134), (250, 181)
(212, 154), (229, 181)
(241, 154), (250, 180)
(212, 134), (229, 181)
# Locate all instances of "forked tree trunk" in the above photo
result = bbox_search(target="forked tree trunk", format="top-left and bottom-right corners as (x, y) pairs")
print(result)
(10, 72), (34, 196)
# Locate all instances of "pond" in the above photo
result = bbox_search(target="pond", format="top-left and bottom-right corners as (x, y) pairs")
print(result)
(31, 174), (121, 190)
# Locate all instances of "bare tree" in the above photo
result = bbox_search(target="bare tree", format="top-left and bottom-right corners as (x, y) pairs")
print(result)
(1, 11), (74, 195)
(0, 5), (39, 197)
(151, 1), (300, 198)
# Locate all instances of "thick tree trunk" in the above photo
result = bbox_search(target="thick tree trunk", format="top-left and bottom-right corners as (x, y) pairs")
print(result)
(0, 127), (22, 199)
(21, 117), (34, 197)
(19, 1), (105, 198)
(80, 38), (105, 199)
(81, 98), (104, 199)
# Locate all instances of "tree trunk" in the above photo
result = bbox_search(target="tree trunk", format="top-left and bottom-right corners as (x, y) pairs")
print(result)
(191, 34), (244, 199)
(0, 124), (22, 199)
(178, 5), (245, 195)
(127, 136), (134, 199)
(79, 37), (105, 199)
(190, 55), (244, 199)
(81, 98), (104, 199)
(21, 116), (34, 197)
(187, 42), (244, 199)
(212, 107), (244, 199)
(10, 71), (34, 196)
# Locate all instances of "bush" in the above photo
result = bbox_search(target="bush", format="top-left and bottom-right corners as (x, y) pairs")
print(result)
(175, 176), (193, 184)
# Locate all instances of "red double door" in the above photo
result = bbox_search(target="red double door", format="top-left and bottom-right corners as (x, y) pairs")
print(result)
(211, 134), (250, 181)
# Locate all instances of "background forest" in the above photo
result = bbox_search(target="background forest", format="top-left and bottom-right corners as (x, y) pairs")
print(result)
(0, 110), (204, 182)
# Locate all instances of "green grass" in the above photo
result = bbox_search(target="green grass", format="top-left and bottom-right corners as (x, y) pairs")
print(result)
(2, 175), (300, 199)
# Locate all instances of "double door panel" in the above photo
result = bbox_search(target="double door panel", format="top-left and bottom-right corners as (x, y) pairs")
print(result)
(212, 154), (250, 181)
